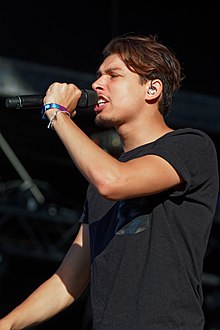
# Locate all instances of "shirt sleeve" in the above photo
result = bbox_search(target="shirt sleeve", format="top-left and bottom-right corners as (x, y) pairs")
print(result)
(147, 129), (219, 197)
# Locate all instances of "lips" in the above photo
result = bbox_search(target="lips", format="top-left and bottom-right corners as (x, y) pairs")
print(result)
(94, 95), (109, 112)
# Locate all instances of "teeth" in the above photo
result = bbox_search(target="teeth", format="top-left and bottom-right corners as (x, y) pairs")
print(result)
(98, 100), (105, 106)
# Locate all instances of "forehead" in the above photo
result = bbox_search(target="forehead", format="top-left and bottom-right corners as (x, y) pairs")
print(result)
(99, 54), (127, 72)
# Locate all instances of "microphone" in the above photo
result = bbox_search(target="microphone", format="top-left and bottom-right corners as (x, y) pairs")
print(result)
(4, 89), (98, 110)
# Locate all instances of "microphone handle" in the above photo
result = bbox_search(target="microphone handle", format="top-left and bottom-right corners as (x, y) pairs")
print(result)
(5, 95), (44, 109)
(4, 89), (98, 109)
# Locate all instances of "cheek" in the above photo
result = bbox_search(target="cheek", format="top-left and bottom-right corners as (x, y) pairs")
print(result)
(111, 82), (145, 111)
(120, 90), (143, 110)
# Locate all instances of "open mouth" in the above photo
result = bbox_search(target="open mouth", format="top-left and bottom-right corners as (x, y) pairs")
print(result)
(94, 95), (109, 112)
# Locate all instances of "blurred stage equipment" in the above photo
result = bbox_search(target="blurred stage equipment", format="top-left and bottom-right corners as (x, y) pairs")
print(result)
(0, 131), (81, 262)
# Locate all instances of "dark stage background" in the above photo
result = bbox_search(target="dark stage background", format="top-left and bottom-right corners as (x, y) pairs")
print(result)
(0, 1), (220, 329)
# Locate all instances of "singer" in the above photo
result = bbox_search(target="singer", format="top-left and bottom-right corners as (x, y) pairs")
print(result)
(0, 34), (218, 330)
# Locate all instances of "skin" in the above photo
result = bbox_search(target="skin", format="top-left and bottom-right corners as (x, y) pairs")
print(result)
(0, 54), (182, 330)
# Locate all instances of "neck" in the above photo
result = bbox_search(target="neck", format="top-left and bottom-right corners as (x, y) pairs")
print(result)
(117, 116), (173, 153)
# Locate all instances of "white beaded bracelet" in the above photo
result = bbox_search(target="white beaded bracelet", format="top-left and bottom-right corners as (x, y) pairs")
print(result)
(47, 109), (71, 130)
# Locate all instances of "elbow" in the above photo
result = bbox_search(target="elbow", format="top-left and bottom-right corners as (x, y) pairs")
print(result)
(96, 175), (121, 201)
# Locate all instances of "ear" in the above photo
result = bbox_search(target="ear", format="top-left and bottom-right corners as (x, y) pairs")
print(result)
(145, 79), (162, 99)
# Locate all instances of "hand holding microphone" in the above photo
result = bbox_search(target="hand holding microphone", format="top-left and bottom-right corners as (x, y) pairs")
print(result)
(41, 83), (98, 129)
(4, 84), (98, 112)
(43, 83), (85, 118)
(3, 83), (98, 129)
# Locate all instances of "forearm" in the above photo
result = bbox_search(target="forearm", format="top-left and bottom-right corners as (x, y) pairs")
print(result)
(0, 274), (74, 330)
(0, 224), (91, 330)
(42, 82), (123, 198)
(51, 113), (121, 197)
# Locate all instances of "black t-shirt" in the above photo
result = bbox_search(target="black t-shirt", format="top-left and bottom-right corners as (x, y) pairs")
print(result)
(79, 128), (219, 330)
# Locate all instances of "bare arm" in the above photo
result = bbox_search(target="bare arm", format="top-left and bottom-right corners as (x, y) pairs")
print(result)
(42, 82), (182, 200)
(0, 223), (90, 330)
(52, 114), (181, 199)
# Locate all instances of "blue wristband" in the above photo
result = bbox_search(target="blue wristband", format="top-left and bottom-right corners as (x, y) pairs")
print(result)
(41, 103), (69, 119)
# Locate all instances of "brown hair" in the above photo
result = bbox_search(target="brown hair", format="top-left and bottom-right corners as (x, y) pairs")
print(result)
(102, 33), (184, 116)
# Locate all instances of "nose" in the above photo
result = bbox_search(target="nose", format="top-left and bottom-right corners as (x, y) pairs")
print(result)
(92, 76), (105, 92)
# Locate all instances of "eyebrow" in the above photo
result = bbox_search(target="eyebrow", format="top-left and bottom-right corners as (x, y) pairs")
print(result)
(96, 67), (123, 77)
